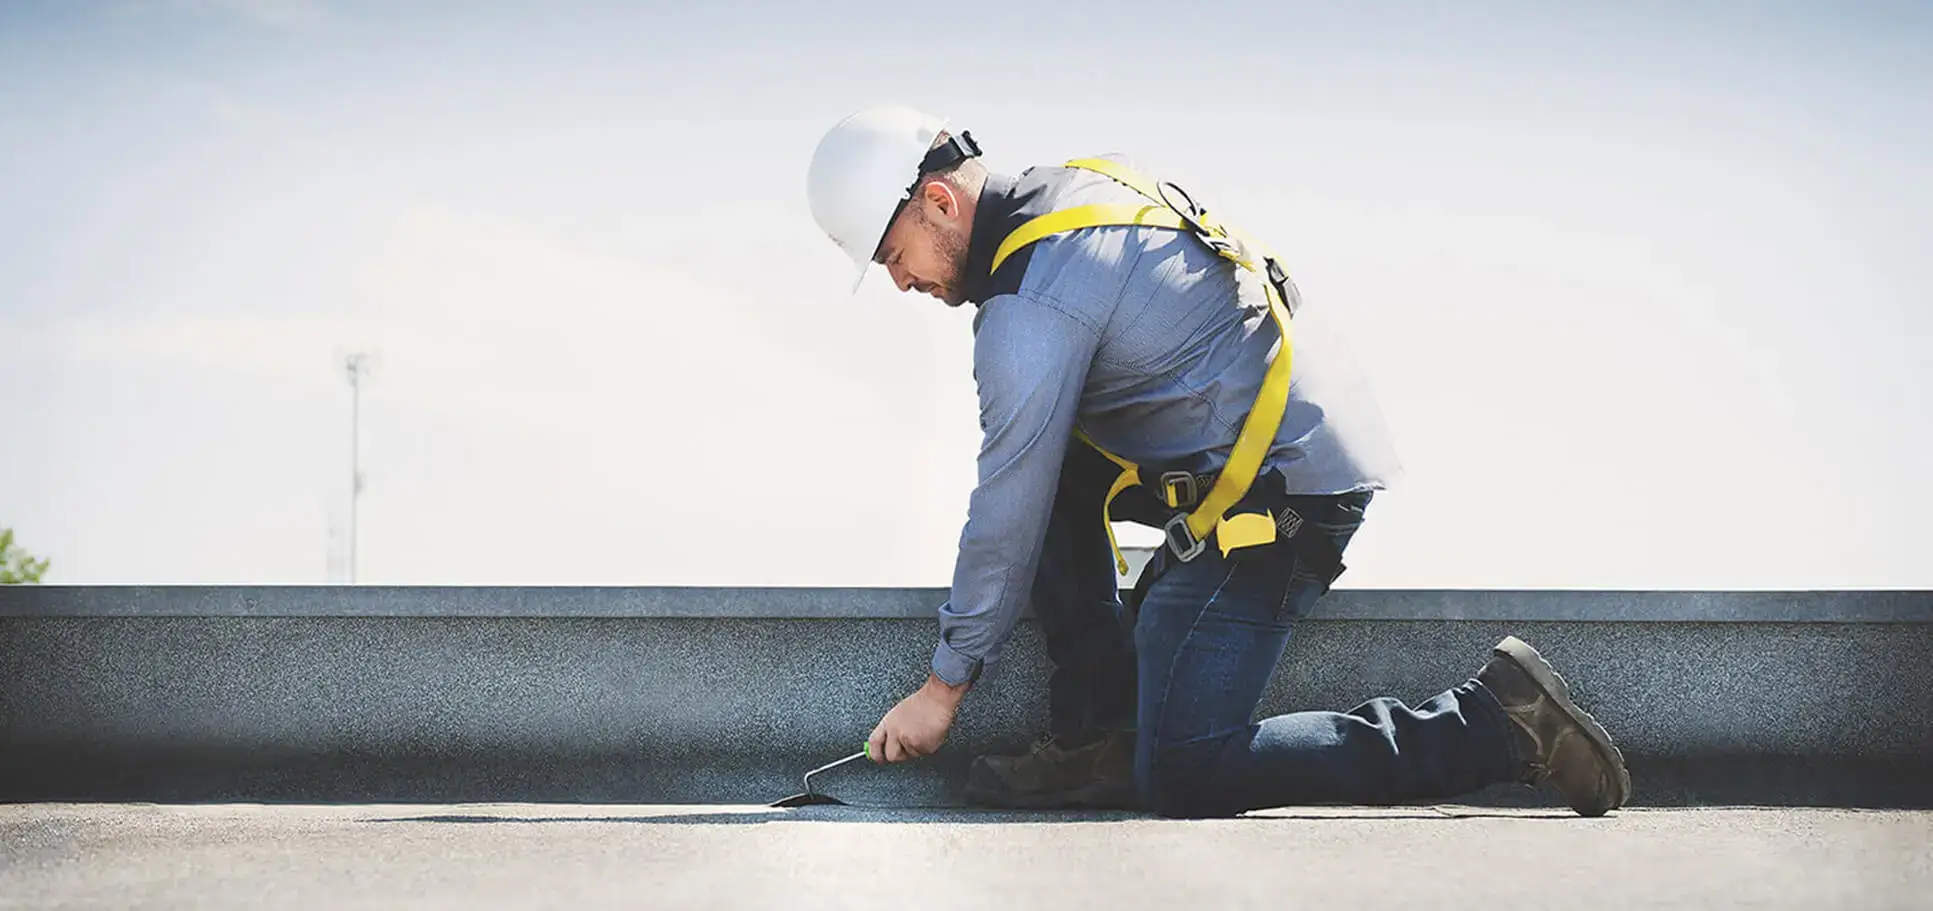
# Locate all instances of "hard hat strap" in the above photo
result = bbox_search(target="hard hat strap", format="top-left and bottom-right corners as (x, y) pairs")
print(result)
(914, 130), (981, 179)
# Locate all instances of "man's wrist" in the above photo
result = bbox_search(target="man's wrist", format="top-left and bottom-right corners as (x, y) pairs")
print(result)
(924, 671), (971, 705)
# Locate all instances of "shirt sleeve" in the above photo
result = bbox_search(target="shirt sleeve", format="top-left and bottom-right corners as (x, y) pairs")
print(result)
(931, 291), (1101, 686)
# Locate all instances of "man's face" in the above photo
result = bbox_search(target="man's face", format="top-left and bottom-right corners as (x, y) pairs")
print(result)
(872, 180), (973, 308)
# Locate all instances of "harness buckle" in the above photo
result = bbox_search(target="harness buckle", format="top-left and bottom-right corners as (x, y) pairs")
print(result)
(1164, 513), (1207, 563)
(1265, 256), (1301, 316)
(1158, 471), (1198, 509)
(1266, 257), (1290, 287)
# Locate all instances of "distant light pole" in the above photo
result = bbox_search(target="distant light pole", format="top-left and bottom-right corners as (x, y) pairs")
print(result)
(342, 351), (375, 584)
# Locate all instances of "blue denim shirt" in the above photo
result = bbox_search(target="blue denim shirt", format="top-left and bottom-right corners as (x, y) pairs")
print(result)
(930, 157), (1402, 686)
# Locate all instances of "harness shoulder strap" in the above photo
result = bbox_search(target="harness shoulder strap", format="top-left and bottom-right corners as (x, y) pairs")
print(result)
(991, 204), (1183, 275)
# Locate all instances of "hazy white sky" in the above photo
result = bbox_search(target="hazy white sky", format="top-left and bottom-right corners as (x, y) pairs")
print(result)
(2, 0), (1928, 589)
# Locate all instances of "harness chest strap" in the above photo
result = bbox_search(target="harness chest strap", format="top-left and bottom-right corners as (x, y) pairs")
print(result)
(991, 158), (1298, 571)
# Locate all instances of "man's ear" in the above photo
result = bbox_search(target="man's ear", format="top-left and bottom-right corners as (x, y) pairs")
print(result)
(920, 179), (960, 219)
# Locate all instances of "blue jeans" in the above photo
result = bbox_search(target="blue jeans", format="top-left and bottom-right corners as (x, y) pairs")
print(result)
(1030, 443), (1521, 818)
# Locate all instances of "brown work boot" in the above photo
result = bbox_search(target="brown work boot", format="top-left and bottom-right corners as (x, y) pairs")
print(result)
(966, 730), (1139, 810)
(1477, 636), (1632, 817)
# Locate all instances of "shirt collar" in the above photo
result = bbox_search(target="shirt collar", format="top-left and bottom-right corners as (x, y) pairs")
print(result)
(960, 172), (1023, 306)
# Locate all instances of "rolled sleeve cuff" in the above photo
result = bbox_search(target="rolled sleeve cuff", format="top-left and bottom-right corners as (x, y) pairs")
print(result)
(931, 639), (985, 688)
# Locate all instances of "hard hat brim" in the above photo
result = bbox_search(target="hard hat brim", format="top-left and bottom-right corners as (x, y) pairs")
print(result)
(847, 185), (909, 294)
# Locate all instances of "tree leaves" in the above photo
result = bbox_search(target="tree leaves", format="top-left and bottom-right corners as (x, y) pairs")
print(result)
(0, 527), (50, 584)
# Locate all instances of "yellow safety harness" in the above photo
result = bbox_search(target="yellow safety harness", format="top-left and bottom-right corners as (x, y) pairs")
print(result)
(990, 158), (1300, 573)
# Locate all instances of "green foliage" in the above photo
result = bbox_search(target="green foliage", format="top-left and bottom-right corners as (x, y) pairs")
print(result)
(0, 527), (50, 584)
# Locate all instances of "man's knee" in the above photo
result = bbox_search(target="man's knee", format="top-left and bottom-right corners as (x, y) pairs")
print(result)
(1137, 739), (1242, 819)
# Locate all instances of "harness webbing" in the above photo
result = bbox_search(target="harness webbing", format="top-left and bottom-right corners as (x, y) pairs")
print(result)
(992, 158), (1299, 570)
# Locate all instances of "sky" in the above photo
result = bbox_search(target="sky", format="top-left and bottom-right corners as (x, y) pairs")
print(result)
(1, 0), (1928, 589)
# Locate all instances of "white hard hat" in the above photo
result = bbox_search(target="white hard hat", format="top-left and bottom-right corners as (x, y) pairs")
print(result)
(806, 104), (957, 292)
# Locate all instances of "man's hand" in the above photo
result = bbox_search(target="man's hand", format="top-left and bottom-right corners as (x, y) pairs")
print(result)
(869, 672), (971, 763)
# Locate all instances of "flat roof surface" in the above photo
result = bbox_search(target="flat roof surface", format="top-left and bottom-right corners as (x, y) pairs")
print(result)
(4, 803), (1927, 909)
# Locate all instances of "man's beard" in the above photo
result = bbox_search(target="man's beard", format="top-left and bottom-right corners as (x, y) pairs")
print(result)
(932, 223), (972, 306)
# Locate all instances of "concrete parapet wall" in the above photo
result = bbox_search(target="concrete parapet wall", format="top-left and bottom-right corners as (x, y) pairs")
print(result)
(8, 585), (1930, 621)
(3, 587), (1929, 807)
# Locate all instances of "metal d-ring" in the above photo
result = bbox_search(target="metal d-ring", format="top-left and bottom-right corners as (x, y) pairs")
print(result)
(1157, 180), (1246, 262)
(1157, 181), (1211, 233)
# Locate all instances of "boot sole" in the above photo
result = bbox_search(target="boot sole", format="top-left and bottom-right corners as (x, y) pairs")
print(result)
(1493, 635), (1633, 815)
